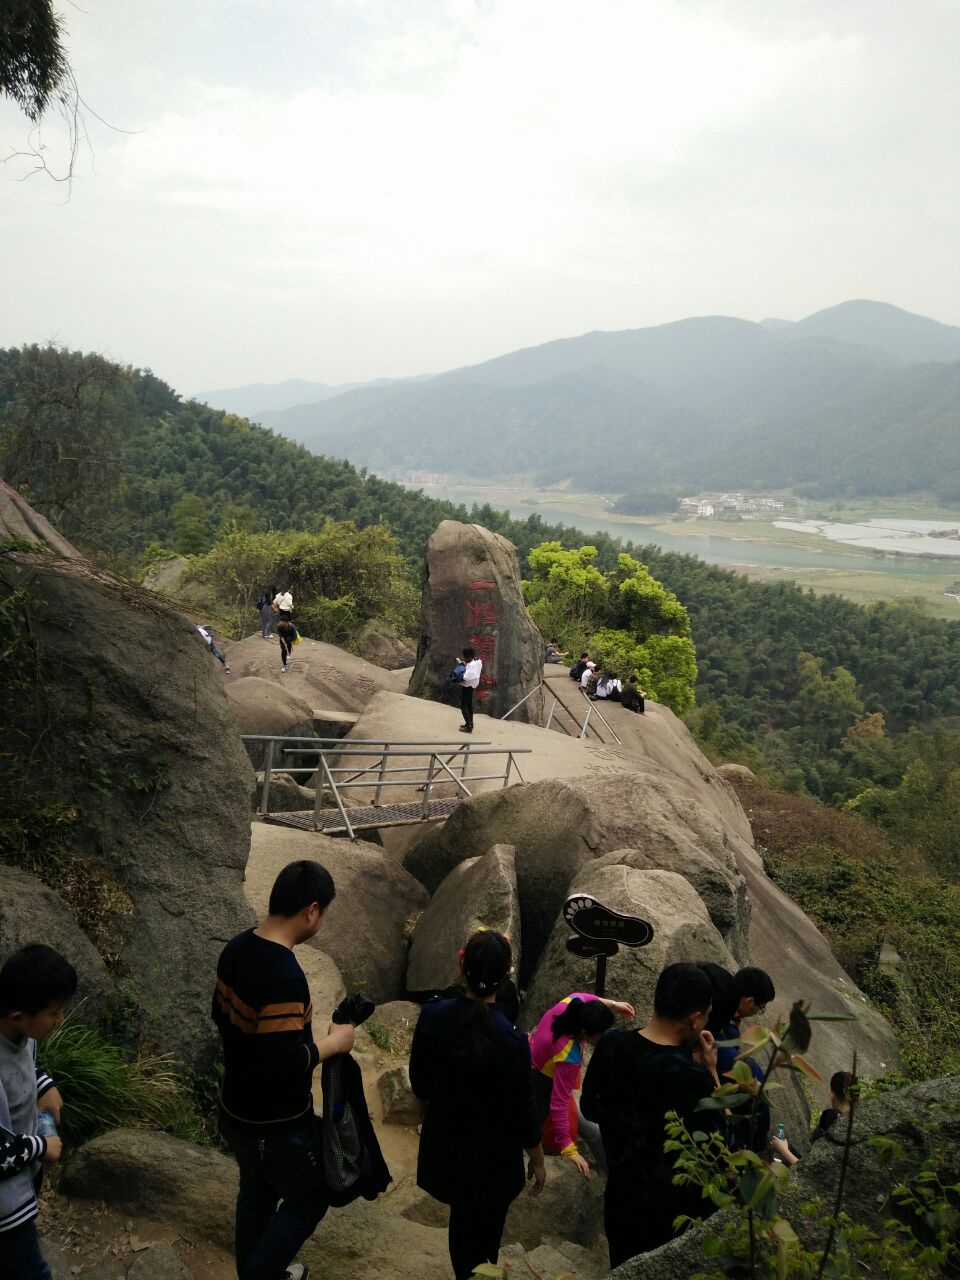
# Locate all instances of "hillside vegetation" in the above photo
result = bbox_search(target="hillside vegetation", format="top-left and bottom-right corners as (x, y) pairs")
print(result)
(3, 343), (959, 886)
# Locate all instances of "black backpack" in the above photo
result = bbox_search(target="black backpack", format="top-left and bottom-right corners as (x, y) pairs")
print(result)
(570, 660), (587, 681)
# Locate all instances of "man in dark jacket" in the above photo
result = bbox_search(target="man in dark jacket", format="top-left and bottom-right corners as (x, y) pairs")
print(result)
(581, 962), (721, 1267)
(213, 860), (355, 1280)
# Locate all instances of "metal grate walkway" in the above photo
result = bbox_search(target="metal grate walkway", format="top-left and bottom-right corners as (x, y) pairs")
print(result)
(262, 797), (462, 834)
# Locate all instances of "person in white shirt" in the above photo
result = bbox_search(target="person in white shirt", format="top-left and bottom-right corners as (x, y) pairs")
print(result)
(459, 646), (482, 734)
(197, 624), (230, 672)
(580, 661), (597, 692)
(594, 673), (622, 701)
(272, 589), (294, 619)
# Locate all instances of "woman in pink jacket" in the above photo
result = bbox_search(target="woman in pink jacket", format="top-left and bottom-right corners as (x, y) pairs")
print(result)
(529, 992), (635, 1177)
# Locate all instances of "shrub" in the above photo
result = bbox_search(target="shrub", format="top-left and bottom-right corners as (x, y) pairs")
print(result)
(37, 1012), (207, 1146)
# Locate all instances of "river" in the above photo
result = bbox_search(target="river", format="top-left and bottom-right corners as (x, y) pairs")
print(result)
(433, 487), (960, 578)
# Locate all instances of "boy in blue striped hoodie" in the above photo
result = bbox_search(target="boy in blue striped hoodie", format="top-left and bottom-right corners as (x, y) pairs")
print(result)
(0, 944), (77, 1280)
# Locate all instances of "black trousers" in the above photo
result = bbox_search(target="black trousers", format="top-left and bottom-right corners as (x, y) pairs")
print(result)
(460, 685), (474, 730)
(448, 1196), (512, 1280)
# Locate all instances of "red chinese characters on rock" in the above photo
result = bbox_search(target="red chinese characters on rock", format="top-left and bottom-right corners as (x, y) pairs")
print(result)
(464, 581), (499, 702)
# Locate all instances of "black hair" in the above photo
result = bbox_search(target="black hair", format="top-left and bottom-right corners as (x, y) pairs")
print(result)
(268, 860), (335, 916)
(653, 962), (713, 1020)
(734, 966), (776, 1005)
(0, 944), (78, 1016)
(697, 962), (738, 1035)
(628, 675), (638, 684)
(579, 651), (588, 659)
(455, 931), (513, 1062)
(462, 645), (476, 662)
(830, 1070), (856, 1102)
(551, 996), (615, 1041)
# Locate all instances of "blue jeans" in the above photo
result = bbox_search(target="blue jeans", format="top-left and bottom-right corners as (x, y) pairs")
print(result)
(0, 1219), (52, 1280)
(208, 639), (227, 665)
(223, 1118), (328, 1280)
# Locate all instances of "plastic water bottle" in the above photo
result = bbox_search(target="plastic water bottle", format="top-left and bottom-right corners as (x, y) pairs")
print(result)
(36, 1112), (58, 1139)
(771, 1121), (786, 1163)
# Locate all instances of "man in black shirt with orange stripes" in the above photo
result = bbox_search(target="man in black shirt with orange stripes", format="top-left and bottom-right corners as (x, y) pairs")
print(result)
(213, 860), (355, 1280)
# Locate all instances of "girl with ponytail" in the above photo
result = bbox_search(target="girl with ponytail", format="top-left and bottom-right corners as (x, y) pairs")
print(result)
(529, 991), (635, 1178)
(410, 931), (546, 1280)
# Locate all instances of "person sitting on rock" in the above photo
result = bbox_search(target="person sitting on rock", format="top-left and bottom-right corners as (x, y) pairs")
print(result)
(769, 1070), (858, 1166)
(569, 652), (589, 682)
(620, 677), (646, 714)
(544, 638), (568, 664)
(593, 671), (622, 701)
(580, 661), (598, 693)
(529, 992), (635, 1178)
(581, 962), (723, 1267)
(410, 931), (545, 1280)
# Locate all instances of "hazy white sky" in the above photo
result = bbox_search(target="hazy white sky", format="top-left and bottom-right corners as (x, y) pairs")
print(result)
(2, 0), (958, 393)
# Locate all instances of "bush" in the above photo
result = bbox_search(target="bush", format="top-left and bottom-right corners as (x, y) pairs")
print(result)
(37, 1012), (207, 1146)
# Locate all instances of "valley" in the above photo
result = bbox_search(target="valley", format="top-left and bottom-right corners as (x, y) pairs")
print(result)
(409, 481), (960, 618)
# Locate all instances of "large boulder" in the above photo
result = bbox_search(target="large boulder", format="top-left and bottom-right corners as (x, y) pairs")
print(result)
(733, 838), (900, 1081)
(244, 823), (427, 1002)
(1, 495), (252, 1067)
(60, 1128), (238, 1250)
(522, 863), (735, 1029)
(408, 521), (544, 724)
(503, 1154), (606, 1249)
(61, 1126), (451, 1280)
(225, 634), (407, 719)
(404, 777), (748, 983)
(0, 866), (115, 1024)
(225, 676), (318, 771)
(356, 617), (417, 670)
(407, 844), (521, 995)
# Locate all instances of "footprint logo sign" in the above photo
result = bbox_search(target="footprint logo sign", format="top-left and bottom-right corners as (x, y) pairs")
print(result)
(563, 894), (654, 949)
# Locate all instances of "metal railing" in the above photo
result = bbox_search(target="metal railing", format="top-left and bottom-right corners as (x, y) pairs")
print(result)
(501, 682), (622, 746)
(242, 736), (531, 839)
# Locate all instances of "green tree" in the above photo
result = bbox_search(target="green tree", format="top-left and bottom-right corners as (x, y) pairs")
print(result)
(523, 542), (697, 713)
(795, 652), (864, 751)
(171, 494), (210, 556)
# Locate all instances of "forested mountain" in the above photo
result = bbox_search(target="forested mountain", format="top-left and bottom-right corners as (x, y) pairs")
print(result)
(253, 301), (960, 500)
(3, 343), (959, 876)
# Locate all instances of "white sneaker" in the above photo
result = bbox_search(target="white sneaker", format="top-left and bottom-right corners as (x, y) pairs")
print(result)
(285, 1265), (309, 1279)
(224, 666), (231, 673)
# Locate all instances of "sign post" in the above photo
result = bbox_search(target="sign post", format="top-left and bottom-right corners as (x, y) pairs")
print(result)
(563, 894), (654, 997)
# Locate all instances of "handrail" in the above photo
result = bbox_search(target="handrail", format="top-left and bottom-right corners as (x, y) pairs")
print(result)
(500, 679), (622, 746)
(243, 736), (531, 836)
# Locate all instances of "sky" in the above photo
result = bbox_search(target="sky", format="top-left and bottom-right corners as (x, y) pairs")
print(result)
(2, 0), (959, 394)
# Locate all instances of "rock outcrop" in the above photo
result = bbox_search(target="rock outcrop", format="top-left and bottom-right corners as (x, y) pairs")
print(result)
(0, 867), (116, 1025)
(404, 776), (749, 982)
(1, 489), (252, 1067)
(244, 823), (427, 1002)
(225, 676), (318, 771)
(522, 863), (735, 1028)
(407, 520), (545, 723)
(406, 843), (521, 995)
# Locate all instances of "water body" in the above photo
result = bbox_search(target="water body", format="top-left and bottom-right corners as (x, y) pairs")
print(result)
(435, 487), (960, 577)
(776, 519), (960, 558)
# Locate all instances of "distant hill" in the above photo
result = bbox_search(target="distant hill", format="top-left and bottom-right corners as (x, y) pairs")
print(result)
(792, 300), (960, 364)
(195, 376), (416, 418)
(253, 301), (960, 499)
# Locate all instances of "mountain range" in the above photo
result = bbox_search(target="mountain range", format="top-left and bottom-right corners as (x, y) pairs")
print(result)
(197, 301), (960, 500)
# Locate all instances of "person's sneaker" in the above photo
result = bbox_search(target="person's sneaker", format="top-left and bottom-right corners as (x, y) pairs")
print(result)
(459, 725), (471, 733)
(285, 1266), (309, 1280)
(224, 666), (231, 673)
(563, 894), (654, 948)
